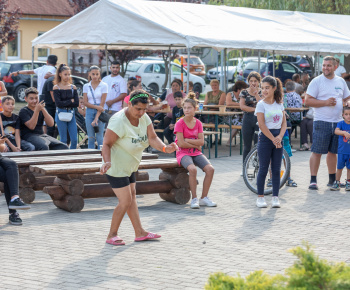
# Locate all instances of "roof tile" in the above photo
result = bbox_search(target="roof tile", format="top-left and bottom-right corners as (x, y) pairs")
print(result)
(7, 0), (74, 17)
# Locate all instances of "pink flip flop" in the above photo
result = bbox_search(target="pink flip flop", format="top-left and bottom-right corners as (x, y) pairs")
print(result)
(134, 232), (161, 242)
(106, 236), (125, 246)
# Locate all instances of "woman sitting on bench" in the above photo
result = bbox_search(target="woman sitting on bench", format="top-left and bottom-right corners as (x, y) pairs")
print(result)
(100, 89), (178, 246)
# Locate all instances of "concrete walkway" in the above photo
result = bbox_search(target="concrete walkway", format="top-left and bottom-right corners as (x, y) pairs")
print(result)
(1, 149), (350, 289)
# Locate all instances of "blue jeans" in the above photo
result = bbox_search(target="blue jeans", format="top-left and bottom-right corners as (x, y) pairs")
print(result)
(6, 136), (35, 151)
(85, 107), (104, 149)
(55, 108), (78, 149)
(257, 129), (283, 196)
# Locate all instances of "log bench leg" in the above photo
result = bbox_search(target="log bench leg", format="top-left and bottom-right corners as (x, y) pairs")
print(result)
(159, 168), (191, 204)
(18, 172), (37, 203)
(44, 174), (85, 213)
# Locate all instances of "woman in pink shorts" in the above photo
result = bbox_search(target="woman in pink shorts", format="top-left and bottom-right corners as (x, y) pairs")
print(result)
(174, 92), (216, 209)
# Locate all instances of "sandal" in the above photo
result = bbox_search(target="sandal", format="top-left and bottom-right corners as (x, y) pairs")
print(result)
(286, 179), (298, 187)
(299, 144), (310, 151)
(134, 232), (161, 242)
(106, 236), (125, 246)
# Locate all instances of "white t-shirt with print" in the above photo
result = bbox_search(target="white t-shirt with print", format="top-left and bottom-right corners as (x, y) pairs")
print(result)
(34, 65), (56, 95)
(102, 75), (127, 111)
(83, 81), (108, 105)
(255, 100), (284, 129)
(306, 74), (350, 123)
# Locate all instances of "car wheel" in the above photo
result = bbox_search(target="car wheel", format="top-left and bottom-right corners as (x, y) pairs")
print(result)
(148, 83), (159, 95)
(14, 85), (28, 102)
(193, 83), (202, 94)
(75, 83), (83, 96)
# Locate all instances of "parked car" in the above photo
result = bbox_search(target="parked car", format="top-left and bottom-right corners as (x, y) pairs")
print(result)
(207, 57), (267, 83)
(124, 60), (206, 95)
(0, 60), (88, 102)
(242, 60), (302, 84)
(179, 55), (206, 79)
(267, 55), (311, 74)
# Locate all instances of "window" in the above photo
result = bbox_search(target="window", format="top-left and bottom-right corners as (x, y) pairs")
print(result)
(171, 64), (187, 76)
(144, 64), (153, 73)
(127, 62), (142, 72)
(38, 32), (49, 60)
(154, 64), (165, 74)
(282, 63), (297, 73)
(8, 32), (20, 59)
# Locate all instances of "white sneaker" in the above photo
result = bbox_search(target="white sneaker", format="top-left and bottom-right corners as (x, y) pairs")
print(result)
(240, 170), (244, 176)
(190, 198), (200, 209)
(271, 196), (281, 208)
(256, 197), (267, 208)
(199, 197), (217, 207)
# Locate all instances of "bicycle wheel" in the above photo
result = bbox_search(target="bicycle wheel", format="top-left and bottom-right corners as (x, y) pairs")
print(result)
(243, 146), (291, 195)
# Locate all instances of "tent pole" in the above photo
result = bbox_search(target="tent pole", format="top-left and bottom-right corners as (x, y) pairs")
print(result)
(31, 46), (34, 87)
(168, 46), (172, 89)
(187, 47), (190, 95)
(266, 52), (269, 77)
(272, 50), (275, 77)
(216, 50), (218, 81)
(258, 50), (261, 73)
(220, 51), (224, 91)
(105, 45), (109, 75)
(224, 48), (227, 92)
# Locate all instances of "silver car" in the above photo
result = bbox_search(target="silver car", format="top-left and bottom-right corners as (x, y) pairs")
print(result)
(207, 57), (267, 83)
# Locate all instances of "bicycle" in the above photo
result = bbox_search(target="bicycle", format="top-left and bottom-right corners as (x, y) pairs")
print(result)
(242, 144), (291, 195)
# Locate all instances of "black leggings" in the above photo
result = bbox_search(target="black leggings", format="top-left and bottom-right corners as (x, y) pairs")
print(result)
(242, 113), (258, 163)
(0, 157), (19, 214)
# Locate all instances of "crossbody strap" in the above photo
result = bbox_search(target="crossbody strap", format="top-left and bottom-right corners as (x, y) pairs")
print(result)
(89, 85), (97, 105)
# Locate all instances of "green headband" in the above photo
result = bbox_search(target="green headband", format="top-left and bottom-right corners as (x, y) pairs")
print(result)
(129, 93), (149, 102)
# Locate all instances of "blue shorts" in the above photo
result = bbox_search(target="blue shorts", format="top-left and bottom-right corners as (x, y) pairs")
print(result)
(311, 121), (338, 154)
(337, 154), (350, 170)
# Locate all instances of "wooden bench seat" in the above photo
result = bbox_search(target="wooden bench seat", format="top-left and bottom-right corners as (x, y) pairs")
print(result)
(28, 158), (190, 213)
(2, 149), (101, 158)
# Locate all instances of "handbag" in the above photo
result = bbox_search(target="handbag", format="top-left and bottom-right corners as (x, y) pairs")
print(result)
(57, 111), (73, 122)
(89, 86), (111, 123)
(57, 86), (74, 122)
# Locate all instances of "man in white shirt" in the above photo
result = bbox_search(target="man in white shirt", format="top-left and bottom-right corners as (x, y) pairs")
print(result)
(102, 61), (127, 115)
(10, 55), (57, 96)
(335, 58), (347, 78)
(305, 56), (350, 190)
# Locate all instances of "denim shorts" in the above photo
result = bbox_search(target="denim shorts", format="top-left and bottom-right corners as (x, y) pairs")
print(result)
(337, 154), (350, 170)
(311, 121), (338, 154)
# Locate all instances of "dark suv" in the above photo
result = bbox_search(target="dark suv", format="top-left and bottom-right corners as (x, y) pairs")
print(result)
(0, 60), (88, 102)
(243, 61), (302, 84)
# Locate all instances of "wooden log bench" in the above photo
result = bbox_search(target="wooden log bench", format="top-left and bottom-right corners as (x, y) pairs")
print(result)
(29, 158), (190, 213)
(0, 150), (158, 204)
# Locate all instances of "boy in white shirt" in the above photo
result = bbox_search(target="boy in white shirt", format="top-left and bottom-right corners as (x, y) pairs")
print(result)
(102, 61), (127, 116)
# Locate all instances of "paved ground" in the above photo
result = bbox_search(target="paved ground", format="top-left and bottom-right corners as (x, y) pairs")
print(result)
(1, 138), (350, 289)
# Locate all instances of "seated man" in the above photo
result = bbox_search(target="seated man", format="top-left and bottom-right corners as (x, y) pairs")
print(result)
(19, 87), (68, 151)
(0, 96), (35, 152)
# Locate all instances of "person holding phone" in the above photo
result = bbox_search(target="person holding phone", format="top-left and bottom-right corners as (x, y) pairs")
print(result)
(239, 72), (263, 170)
(19, 87), (68, 150)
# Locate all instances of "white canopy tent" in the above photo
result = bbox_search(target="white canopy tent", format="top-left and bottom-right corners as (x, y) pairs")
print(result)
(32, 0), (350, 54)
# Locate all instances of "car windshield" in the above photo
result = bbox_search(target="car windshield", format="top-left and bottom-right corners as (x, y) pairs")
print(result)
(0, 63), (11, 76)
(244, 62), (261, 71)
(127, 63), (142, 72)
(188, 57), (203, 65)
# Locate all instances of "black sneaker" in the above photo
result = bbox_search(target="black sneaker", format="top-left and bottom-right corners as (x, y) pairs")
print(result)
(9, 198), (31, 210)
(309, 182), (318, 190)
(9, 212), (22, 226)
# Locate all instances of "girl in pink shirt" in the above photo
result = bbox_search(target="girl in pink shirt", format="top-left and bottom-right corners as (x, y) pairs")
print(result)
(174, 93), (216, 209)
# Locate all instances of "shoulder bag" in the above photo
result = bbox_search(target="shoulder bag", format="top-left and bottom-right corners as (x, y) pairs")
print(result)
(89, 86), (111, 123)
